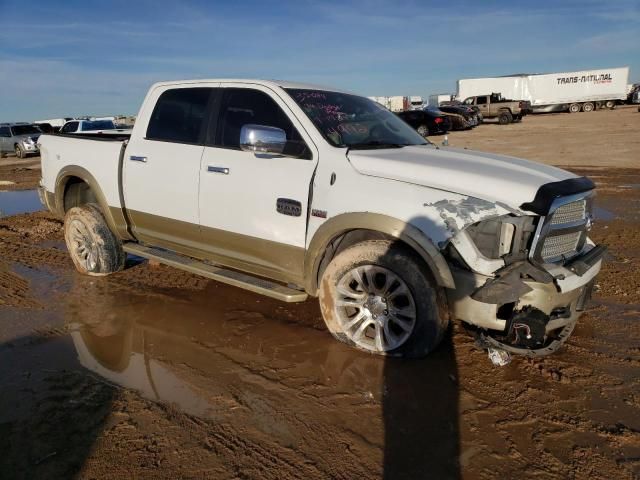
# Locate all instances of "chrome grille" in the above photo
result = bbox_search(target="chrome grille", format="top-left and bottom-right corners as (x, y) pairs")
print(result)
(531, 192), (593, 265)
(550, 200), (586, 225)
(541, 231), (582, 262)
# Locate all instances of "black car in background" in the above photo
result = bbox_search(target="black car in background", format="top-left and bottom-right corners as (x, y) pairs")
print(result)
(437, 104), (480, 126)
(422, 106), (471, 131)
(441, 101), (484, 123)
(397, 109), (451, 136)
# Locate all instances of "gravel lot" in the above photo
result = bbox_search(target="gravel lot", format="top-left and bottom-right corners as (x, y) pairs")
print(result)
(1, 106), (639, 479)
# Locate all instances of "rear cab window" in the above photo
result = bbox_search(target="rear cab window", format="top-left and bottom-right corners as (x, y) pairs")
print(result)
(81, 120), (115, 131)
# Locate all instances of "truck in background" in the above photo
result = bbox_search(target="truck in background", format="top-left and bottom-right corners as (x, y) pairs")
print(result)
(409, 96), (424, 110)
(428, 94), (453, 107)
(368, 96), (411, 112)
(462, 93), (531, 124)
(457, 67), (629, 113)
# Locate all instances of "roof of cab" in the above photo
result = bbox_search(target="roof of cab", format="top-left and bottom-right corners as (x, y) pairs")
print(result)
(148, 78), (353, 94)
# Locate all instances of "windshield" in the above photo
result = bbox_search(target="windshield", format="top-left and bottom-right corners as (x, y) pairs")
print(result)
(10, 125), (42, 136)
(286, 89), (428, 148)
(81, 120), (115, 131)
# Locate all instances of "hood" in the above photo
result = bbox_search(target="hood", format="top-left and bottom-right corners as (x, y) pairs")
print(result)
(347, 145), (576, 211)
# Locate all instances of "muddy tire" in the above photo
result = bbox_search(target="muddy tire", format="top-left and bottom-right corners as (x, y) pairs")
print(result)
(498, 111), (512, 125)
(568, 103), (581, 113)
(318, 240), (449, 358)
(582, 102), (594, 112)
(64, 203), (125, 276)
(15, 144), (24, 158)
(417, 125), (430, 137)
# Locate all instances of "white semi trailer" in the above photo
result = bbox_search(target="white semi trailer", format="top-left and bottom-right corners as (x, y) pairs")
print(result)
(428, 94), (454, 107)
(368, 96), (410, 112)
(457, 66), (629, 113)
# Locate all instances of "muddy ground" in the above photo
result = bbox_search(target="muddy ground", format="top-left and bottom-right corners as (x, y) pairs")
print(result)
(0, 107), (639, 479)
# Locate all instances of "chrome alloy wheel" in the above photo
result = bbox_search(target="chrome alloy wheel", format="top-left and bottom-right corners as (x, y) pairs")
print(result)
(334, 265), (417, 352)
(69, 219), (98, 271)
(417, 125), (429, 137)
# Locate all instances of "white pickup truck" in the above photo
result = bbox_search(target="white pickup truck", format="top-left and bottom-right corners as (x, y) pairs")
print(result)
(38, 79), (605, 358)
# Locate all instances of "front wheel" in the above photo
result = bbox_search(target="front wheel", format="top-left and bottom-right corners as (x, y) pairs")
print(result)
(318, 240), (449, 358)
(605, 100), (615, 109)
(64, 204), (126, 276)
(15, 145), (24, 158)
(416, 125), (430, 137)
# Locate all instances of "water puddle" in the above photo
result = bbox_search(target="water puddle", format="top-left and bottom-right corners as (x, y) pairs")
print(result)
(0, 189), (43, 218)
(0, 263), (460, 478)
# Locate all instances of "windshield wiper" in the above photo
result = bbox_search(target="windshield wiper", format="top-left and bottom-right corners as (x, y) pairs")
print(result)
(347, 141), (406, 150)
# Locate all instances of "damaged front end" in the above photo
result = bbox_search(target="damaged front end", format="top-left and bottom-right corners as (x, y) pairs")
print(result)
(442, 188), (605, 357)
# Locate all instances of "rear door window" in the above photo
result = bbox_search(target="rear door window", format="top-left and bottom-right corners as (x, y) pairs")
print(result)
(146, 88), (212, 144)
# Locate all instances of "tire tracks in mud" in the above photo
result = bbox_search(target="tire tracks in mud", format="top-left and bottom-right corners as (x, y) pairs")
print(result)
(164, 338), (383, 479)
(0, 263), (40, 309)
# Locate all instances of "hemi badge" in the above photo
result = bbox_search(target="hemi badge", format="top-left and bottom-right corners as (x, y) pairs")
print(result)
(311, 209), (327, 219)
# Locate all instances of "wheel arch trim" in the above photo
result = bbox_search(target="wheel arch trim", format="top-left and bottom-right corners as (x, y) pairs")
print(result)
(304, 212), (455, 294)
(54, 165), (132, 240)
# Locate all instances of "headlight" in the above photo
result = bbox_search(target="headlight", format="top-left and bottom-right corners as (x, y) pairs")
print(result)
(465, 215), (537, 260)
(22, 138), (34, 146)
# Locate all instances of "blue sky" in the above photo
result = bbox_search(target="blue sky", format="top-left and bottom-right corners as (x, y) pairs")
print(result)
(0, 0), (638, 121)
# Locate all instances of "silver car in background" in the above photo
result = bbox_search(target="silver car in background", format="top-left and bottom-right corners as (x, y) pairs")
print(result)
(0, 123), (43, 158)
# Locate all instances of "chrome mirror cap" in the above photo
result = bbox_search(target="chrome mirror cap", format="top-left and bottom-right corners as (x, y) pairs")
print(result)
(240, 124), (286, 155)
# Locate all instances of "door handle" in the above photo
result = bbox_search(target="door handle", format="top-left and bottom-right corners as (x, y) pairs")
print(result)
(208, 166), (229, 174)
(130, 155), (147, 162)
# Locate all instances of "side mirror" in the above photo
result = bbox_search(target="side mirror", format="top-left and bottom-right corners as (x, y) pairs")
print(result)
(240, 124), (286, 155)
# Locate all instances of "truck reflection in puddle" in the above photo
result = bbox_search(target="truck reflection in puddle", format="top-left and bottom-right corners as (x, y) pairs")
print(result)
(66, 274), (460, 478)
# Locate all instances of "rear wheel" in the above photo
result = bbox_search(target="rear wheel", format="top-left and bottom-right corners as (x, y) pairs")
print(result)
(498, 111), (513, 125)
(15, 145), (24, 158)
(605, 100), (615, 109)
(416, 125), (430, 137)
(568, 103), (581, 113)
(582, 102), (594, 112)
(318, 240), (449, 358)
(64, 204), (125, 276)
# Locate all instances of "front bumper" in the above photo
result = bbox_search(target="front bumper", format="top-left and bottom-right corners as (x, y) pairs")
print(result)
(21, 143), (39, 153)
(447, 246), (603, 352)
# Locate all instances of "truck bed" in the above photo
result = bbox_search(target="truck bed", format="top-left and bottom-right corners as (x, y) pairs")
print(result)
(39, 133), (128, 211)
(54, 131), (132, 142)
